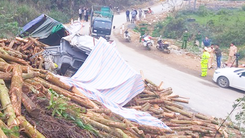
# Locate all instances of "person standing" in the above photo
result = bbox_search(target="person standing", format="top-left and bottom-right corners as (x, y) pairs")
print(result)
(207, 45), (215, 69)
(194, 32), (202, 47)
(85, 8), (89, 22)
(126, 10), (130, 22)
(181, 30), (189, 49)
(214, 44), (222, 69)
(138, 9), (142, 20)
(79, 7), (82, 21)
(201, 47), (210, 77)
(131, 9), (136, 23)
(227, 42), (237, 65)
(203, 37), (211, 47)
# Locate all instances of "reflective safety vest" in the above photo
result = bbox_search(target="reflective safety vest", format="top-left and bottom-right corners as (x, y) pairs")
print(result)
(201, 51), (210, 64)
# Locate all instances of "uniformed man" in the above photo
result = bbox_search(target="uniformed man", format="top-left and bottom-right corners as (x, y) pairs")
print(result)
(201, 47), (210, 77)
(182, 30), (189, 49)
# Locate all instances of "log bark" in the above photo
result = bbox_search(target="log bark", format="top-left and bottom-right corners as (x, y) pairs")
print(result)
(10, 65), (23, 116)
(0, 62), (12, 72)
(136, 123), (173, 135)
(17, 116), (45, 138)
(0, 120), (8, 138)
(165, 105), (192, 118)
(21, 92), (42, 118)
(0, 53), (28, 65)
(0, 72), (39, 81)
(39, 72), (72, 91)
(0, 79), (20, 138)
(30, 77), (98, 109)
(79, 115), (125, 138)
(15, 37), (28, 43)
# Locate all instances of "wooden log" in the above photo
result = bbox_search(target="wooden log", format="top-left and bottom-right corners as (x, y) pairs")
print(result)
(79, 115), (125, 138)
(0, 128), (8, 138)
(10, 65), (23, 116)
(0, 79), (20, 138)
(17, 116), (45, 138)
(141, 102), (151, 111)
(170, 98), (189, 104)
(148, 107), (163, 114)
(0, 47), (8, 55)
(0, 120), (8, 138)
(165, 105), (192, 118)
(0, 72), (39, 81)
(21, 92), (42, 118)
(40, 72), (72, 91)
(21, 40), (33, 50)
(30, 77), (98, 109)
(136, 123), (173, 135)
(86, 112), (127, 130)
(8, 40), (15, 48)
(15, 37), (28, 43)
(29, 37), (49, 47)
(0, 53), (29, 65)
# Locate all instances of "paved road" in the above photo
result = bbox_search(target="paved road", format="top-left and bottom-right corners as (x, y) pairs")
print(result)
(82, 1), (244, 119)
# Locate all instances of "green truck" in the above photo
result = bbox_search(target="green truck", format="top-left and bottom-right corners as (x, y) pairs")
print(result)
(90, 6), (114, 40)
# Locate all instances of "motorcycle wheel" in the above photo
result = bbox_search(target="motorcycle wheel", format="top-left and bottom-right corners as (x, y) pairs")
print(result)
(146, 43), (151, 50)
(166, 49), (170, 54)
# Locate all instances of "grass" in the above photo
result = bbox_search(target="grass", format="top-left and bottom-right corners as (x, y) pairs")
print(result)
(188, 9), (245, 27)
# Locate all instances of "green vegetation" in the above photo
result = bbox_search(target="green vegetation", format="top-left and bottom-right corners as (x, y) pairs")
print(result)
(47, 89), (98, 136)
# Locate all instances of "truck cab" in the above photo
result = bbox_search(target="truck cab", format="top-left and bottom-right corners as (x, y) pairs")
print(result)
(90, 6), (114, 40)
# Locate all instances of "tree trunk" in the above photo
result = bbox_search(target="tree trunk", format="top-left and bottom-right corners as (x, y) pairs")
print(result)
(21, 92), (41, 118)
(0, 53), (29, 65)
(17, 116), (45, 138)
(10, 65), (23, 116)
(0, 79), (20, 138)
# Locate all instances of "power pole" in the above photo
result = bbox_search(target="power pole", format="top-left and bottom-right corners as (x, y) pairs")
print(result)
(194, 0), (197, 10)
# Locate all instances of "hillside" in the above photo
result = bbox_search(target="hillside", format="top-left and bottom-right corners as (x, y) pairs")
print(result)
(0, 0), (152, 38)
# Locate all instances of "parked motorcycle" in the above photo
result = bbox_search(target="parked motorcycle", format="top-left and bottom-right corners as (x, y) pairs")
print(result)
(156, 37), (170, 54)
(141, 35), (154, 50)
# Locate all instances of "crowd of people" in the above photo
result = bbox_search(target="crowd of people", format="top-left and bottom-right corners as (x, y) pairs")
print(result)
(180, 30), (241, 77)
(78, 7), (90, 22)
(125, 8), (151, 23)
(200, 41), (238, 77)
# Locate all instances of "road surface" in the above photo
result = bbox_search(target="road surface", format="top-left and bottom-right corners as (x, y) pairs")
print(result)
(81, 1), (244, 120)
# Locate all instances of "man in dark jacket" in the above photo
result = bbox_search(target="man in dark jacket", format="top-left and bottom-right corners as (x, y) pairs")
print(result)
(214, 44), (222, 68)
(126, 10), (130, 22)
(203, 37), (211, 47)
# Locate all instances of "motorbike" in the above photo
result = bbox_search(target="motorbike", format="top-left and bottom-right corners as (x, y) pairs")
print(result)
(156, 37), (170, 54)
(141, 35), (154, 50)
(124, 31), (131, 42)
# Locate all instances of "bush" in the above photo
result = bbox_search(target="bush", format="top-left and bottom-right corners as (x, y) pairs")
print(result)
(163, 17), (185, 39)
(242, 5), (245, 11)
(197, 5), (210, 17)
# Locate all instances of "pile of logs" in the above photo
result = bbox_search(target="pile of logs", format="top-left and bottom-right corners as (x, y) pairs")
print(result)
(0, 37), (48, 69)
(126, 77), (242, 137)
(0, 37), (242, 137)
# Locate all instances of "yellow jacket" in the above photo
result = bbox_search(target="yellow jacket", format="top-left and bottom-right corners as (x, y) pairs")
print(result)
(201, 51), (210, 64)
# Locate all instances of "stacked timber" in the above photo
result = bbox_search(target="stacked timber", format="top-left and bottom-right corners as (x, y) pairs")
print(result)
(0, 37), (242, 137)
(0, 37), (48, 69)
(125, 78), (242, 137)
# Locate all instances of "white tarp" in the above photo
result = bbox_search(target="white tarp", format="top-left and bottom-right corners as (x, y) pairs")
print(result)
(60, 37), (170, 129)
